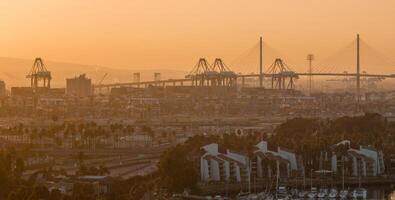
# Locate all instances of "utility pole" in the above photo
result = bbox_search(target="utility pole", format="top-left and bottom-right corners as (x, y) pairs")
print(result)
(260, 36), (263, 88)
(307, 54), (314, 96)
(357, 34), (361, 105)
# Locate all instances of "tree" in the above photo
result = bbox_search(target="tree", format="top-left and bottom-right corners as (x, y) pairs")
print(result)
(73, 182), (96, 200)
(76, 151), (85, 167)
(158, 145), (198, 192)
(98, 165), (110, 176)
(0, 148), (27, 198)
(49, 188), (63, 200)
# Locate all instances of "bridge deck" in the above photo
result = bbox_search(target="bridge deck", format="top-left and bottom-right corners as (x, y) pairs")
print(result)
(93, 73), (395, 88)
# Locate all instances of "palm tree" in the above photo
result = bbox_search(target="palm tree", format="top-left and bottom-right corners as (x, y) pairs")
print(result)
(76, 151), (85, 168)
(31, 128), (38, 146)
(98, 165), (110, 176)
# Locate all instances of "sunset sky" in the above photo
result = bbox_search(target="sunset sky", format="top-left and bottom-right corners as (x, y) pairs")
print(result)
(1, 0), (395, 73)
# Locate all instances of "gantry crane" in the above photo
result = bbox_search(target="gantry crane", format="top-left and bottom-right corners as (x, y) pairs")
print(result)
(26, 58), (51, 90)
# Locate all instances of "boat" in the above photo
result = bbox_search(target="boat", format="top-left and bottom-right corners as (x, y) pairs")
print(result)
(289, 188), (298, 198)
(338, 156), (348, 199)
(297, 190), (308, 198)
(257, 192), (267, 199)
(264, 193), (274, 200)
(236, 193), (264, 200)
(317, 187), (328, 198)
(328, 188), (338, 198)
(276, 186), (290, 200)
(339, 189), (349, 199)
(273, 161), (289, 200)
(246, 194), (259, 200)
(236, 192), (250, 200)
(351, 158), (367, 199)
(352, 188), (367, 199)
(307, 187), (318, 199)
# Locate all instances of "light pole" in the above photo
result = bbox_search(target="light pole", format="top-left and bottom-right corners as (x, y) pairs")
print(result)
(307, 54), (314, 96)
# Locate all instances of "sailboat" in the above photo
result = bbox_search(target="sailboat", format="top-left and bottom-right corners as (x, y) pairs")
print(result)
(352, 188), (367, 199)
(274, 161), (290, 200)
(290, 175), (299, 198)
(317, 186), (328, 198)
(327, 174), (338, 198)
(339, 155), (349, 199)
(352, 158), (367, 199)
(236, 191), (250, 200)
(328, 188), (338, 198)
(264, 176), (275, 200)
(298, 190), (308, 198)
(339, 189), (349, 199)
(307, 169), (317, 198)
(307, 187), (318, 198)
(297, 172), (308, 198)
(276, 186), (290, 200)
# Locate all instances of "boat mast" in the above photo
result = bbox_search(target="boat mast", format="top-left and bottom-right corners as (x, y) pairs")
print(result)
(276, 160), (280, 199)
(303, 168), (306, 190)
(248, 159), (252, 194)
(342, 156), (345, 190)
(310, 169), (313, 189)
(358, 159), (362, 188)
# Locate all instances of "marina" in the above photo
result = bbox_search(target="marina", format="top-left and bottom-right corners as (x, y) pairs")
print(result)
(177, 186), (394, 199)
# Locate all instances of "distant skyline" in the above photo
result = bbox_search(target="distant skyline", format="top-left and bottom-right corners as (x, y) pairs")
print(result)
(1, 0), (395, 73)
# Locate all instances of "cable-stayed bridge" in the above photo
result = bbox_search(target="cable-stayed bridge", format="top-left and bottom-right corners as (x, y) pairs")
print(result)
(94, 35), (395, 95)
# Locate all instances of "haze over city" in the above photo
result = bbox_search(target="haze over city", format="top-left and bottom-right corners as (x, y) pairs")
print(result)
(2, 1), (395, 200)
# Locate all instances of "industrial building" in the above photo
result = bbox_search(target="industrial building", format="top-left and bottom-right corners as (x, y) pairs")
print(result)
(0, 80), (6, 97)
(330, 140), (385, 177)
(253, 141), (304, 178)
(200, 141), (305, 183)
(66, 74), (92, 97)
(200, 143), (250, 182)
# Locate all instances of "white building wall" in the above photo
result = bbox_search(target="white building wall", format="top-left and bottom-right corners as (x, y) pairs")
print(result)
(352, 157), (358, 176)
(225, 150), (249, 182)
(224, 161), (230, 180)
(360, 147), (379, 176)
(202, 143), (219, 154)
(278, 148), (298, 170)
(210, 159), (221, 181)
(378, 151), (385, 174)
(200, 158), (210, 181)
(256, 141), (268, 152)
(331, 154), (337, 173)
(362, 160), (367, 176)
(257, 156), (263, 177)
(235, 164), (241, 182)
(200, 143), (220, 182)
(226, 150), (247, 164)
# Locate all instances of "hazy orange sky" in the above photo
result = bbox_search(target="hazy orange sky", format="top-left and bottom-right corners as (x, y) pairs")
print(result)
(1, 0), (395, 73)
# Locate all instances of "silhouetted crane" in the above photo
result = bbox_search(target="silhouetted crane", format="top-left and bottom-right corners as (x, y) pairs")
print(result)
(26, 58), (51, 89)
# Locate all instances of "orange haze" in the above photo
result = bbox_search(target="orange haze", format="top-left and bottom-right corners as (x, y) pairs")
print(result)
(1, 0), (395, 74)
